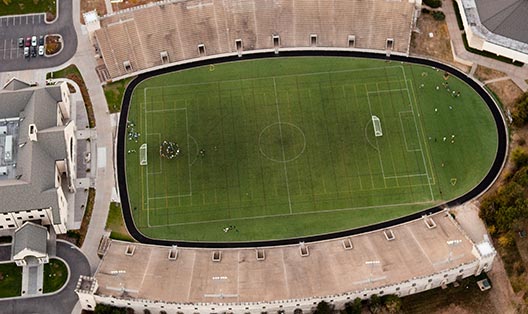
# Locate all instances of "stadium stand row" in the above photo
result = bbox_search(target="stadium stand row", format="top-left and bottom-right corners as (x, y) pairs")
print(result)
(94, 0), (418, 79)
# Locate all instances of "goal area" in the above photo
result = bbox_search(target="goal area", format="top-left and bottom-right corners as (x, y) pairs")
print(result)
(372, 115), (383, 137)
(140, 143), (148, 165)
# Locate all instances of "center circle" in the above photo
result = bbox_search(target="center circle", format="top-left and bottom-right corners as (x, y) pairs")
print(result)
(258, 122), (306, 163)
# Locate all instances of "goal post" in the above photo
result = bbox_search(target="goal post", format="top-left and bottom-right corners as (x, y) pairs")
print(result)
(140, 143), (148, 166)
(372, 115), (383, 137)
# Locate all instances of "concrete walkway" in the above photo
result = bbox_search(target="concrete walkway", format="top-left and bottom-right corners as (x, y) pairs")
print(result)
(443, 0), (528, 91)
(21, 264), (43, 296)
(70, 0), (116, 273)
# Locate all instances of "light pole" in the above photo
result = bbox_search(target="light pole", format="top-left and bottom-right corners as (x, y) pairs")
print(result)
(366, 260), (380, 283)
(446, 239), (462, 263)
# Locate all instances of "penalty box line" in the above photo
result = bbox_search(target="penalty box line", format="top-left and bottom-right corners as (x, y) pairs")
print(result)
(146, 200), (437, 228)
(364, 82), (431, 189)
(143, 93), (193, 226)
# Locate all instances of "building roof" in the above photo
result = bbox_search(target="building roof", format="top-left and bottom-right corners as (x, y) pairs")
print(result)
(95, 211), (481, 304)
(0, 83), (69, 218)
(11, 222), (48, 258)
(476, 0), (528, 45)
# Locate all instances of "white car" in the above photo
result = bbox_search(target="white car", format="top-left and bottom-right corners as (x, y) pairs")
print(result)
(38, 45), (44, 56)
(24, 47), (29, 58)
(31, 36), (37, 47)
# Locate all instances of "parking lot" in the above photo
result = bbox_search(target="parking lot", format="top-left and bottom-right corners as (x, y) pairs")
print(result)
(0, 0), (77, 72)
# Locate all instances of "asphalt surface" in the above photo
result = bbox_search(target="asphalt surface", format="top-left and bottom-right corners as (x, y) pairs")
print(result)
(117, 51), (508, 248)
(0, 241), (91, 314)
(0, 0), (77, 72)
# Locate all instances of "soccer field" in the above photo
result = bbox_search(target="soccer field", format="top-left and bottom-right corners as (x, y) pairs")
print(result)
(124, 57), (498, 242)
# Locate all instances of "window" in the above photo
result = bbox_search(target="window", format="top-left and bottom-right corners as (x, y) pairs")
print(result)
(412, 283), (416, 287)
(428, 279), (433, 282)
(444, 274), (448, 278)
(40, 215), (45, 218)
(396, 287), (400, 291)
(6, 218), (10, 221)
(28, 216), (33, 219)
(8, 224), (15, 228)
(17, 217), (22, 220)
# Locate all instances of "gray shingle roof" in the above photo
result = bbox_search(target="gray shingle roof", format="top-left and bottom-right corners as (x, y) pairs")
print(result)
(476, 0), (528, 44)
(11, 222), (48, 258)
(0, 84), (69, 219)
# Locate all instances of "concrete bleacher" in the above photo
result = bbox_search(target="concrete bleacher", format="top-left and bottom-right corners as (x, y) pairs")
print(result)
(95, 0), (417, 79)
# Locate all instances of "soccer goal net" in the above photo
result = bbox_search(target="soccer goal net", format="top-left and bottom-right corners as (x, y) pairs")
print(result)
(140, 144), (148, 166)
(372, 116), (383, 137)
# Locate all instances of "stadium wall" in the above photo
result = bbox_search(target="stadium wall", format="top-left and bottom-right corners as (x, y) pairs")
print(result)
(455, 0), (528, 64)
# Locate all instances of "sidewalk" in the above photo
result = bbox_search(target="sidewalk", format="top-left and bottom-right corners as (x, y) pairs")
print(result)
(71, 0), (116, 273)
(443, 0), (528, 91)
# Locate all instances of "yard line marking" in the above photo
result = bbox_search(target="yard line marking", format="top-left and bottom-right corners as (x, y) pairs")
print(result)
(342, 86), (363, 190)
(9, 39), (13, 59)
(400, 67), (435, 201)
(143, 93), (152, 227)
(353, 84), (375, 189)
(148, 200), (436, 227)
(3, 40), (6, 59)
(273, 77), (293, 214)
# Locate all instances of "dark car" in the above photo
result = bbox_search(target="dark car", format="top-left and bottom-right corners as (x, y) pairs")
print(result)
(30, 46), (37, 57)
(38, 35), (44, 46)
(18, 38), (24, 48)
(25, 37), (31, 47)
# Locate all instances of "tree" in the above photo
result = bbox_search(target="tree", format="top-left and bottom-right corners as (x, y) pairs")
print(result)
(512, 92), (528, 127)
(94, 304), (127, 314)
(343, 298), (362, 314)
(368, 295), (382, 314)
(314, 301), (333, 314)
(382, 295), (402, 313)
(511, 147), (528, 170)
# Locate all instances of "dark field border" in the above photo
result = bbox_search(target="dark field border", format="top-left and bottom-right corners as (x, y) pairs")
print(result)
(117, 51), (508, 248)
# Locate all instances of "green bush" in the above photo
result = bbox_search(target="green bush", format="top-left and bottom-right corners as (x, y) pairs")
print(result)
(423, 0), (442, 8)
(382, 295), (402, 313)
(421, 8), (430, 14)
(512, 92), (528, 127)
(94, 304), (127, 314)
(314, 301), (333, 314)
(432, 11), (446, 21)
(342, 298), (362, 314)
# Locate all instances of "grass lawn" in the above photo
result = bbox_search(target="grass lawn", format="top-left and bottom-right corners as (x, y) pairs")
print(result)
(47, 65), (96, 128)
(125, 57), (498, 242)
(105, 77), (135, 113)
(43, 259), (68, 293)
(0, 0), (56, 18)
(0, 263), (22, 298)
(106, 202), (135, 242)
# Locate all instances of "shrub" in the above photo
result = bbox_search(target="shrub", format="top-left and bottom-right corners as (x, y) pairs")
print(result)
(314, 301), (333, 314)
(343, 298), (362, 314)
(512, 92), (528, 127)
(383, 295), (402, 313)
(432, 11), (446, 21)
(368, 295), (382, 314)
(421, 8), (430, 14)
(423, 0), (442, 8)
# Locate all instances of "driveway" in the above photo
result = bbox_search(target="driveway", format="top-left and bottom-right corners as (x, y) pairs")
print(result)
(0, 241), (91, 314)
(0, 0), (77, 72)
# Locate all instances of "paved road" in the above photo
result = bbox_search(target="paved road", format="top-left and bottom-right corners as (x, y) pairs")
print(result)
(0, 0), (77, 72)
(0, 241), (91, 314)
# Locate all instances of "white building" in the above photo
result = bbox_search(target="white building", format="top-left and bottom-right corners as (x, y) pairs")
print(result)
(0, 78), (77, 235)
(76, 210), (495, 313)
(455, 0), (528, 64)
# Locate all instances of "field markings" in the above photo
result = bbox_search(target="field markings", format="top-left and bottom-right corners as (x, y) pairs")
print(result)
(365, 85), (387, 188)
(398, 111), (422, 152)
(273, 77), (293, 214)
(147, 200), (436, 227)
(400, 67), (435, 201)
(142, 66), (407, 92)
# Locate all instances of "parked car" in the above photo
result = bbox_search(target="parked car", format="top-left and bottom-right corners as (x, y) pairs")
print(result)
(25, 37), (31, 47)
(18, 38), (24, 48)
(31, 36), (37, 47)
(24, 47), (29, 58)
(30, 46), (37, 57)
(38, 35), (44, 46)
(38, 45), (44, 56)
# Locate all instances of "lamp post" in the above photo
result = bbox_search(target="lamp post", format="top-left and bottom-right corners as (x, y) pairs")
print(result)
(446, 239), (462, 263)
(366, 260), (381, 283)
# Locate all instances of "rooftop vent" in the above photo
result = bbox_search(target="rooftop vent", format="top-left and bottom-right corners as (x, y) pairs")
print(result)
(28, 124), (37, 142)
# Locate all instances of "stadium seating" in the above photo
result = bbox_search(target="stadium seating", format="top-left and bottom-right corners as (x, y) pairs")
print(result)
(95, 0), (417, 79)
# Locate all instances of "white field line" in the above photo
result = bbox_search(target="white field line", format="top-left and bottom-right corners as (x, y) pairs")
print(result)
(341, 86), (363, 191)
(398, 111), (422, 152)
(147, 200), (436, 227)
(142, 66), (406, 92)
(273, 77), (293, 214)
(143, 94), (151, 227)
(146, 133), (162, 174)
(374, 82), (400, 187)
(401, 68), (435, 201)
(365, 85), (387, 188)
(351, 85), (375, 189)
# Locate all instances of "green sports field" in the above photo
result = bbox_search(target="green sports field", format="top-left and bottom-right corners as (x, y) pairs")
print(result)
(124, 57), (498, 242)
